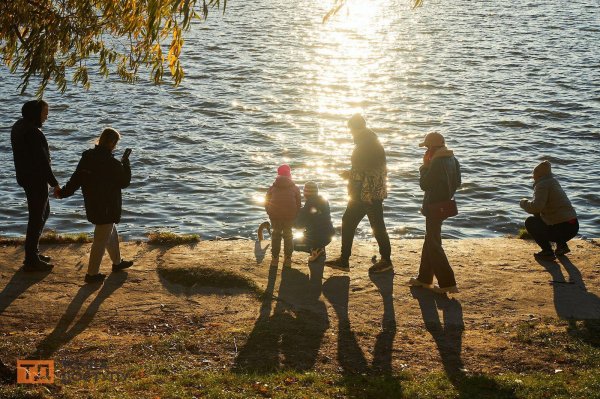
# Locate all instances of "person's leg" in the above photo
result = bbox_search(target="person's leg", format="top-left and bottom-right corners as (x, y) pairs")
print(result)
(525, 216), (552, 252)
(417, 218), (435, 284)
(87, 224), (114, 276)
(340, 201), (366, 261)
(23, 183), (49, 264)
(282, 221), (294, 258)
(425, 217), (456, 288)
(105, 224), (122, 265)
(366, 200), (392, 261)
(270, 220), (282, 258)
(550, 220), (579, 251)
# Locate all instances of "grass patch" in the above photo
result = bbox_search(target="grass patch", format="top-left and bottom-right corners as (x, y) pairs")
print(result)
(0, 231), (91, 245)
(157, 264), (261, 295)
(517, 228), (532, 240)
(147, 231), (200, 245)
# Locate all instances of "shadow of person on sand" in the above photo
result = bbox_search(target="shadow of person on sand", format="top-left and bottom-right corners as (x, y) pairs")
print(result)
(254, 240), (270, 265)
(234, 258), (328, 373)
(0, 268), (52, 316)
(411, 287), (517, 398)
(30, 272), (128, 358)
(536, 256), (600, 347)
(369, 271), (397, 375)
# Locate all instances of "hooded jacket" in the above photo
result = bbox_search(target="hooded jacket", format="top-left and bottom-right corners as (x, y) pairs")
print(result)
(520, 174), (577, 225)
(419, 147), (461, 215)
(295, 195), (335, 245)
(265, 176), (301, 222)
(10, 118), (59, 188)
(61, 145), (131, 225)
(348, 128), (388, 202)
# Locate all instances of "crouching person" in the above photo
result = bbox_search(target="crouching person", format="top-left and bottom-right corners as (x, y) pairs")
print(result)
(520, 160), (578, 260)
(294, 182), (335, 262)
(60, 128), (134, 283)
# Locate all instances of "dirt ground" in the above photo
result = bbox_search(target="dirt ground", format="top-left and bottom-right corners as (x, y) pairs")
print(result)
(0, 237), (599, 379)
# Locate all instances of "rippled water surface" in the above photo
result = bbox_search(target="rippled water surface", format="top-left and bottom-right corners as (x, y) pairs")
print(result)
(1, 0), (599, 240)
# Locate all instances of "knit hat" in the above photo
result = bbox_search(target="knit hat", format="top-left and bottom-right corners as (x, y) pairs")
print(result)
(347, 113), (367, 130)
(533, 160), (551, 177)
(419, 131), (445, 147)
(277, 164), (291, 178)
(303, 181), (318, 197)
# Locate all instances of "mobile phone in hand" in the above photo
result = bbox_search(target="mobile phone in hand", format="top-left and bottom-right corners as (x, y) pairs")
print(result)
(122, 148), (132, 161)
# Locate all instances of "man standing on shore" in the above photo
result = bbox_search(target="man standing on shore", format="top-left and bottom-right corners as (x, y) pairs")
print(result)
(10, 100), (60, 271)
(325, 114), (393, 273)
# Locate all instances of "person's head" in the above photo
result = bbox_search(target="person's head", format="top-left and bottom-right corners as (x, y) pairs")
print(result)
(419, 131), (445, 150)
(303, 181), (318, 198)
(97, 128), (121, 151)
(21, 100), (48, 128)
(277, 164), (291, 178)
(533, 160), (551, 181)
(347, 113), (367, 133)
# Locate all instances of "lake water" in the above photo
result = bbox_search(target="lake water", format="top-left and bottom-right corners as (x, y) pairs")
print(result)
(1, 0), (599, 240)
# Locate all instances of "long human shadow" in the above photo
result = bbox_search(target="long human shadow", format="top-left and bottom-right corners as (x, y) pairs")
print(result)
(411, 288), (517, 398)
(234, 259), (328, 373)
(536, 256), (600, 346)
(369, 271), (397, 375)
(0, 268), (52, 317)
(30, 272), (128, 358)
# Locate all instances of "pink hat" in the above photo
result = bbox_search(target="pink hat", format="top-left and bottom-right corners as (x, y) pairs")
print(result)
(277, 164), (291, 178)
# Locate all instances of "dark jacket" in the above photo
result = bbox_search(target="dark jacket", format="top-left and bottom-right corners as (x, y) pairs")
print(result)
(265, 176), (301, 222)
(61, 145), (131, 225)
(348, 128), (388, 202)
(295, 195), (335, 245)
(10, 118), (59, 187)
(419, 147), (461, 215)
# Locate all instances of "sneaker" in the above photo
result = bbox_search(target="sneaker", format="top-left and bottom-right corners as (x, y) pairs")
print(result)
(555, 245), (571, 256)
(430, 285), (459, 294)
(112, 259), (134, 272)
(534, 250), (556, 260)
(369, 259), (393, 273)
(84, 273), (106, 284)
(407, 277), (433, 289)
(308, 248), (325, 262)
(38, 254), (51, 262)
(324, 257), (350, 272)
(23, 259), (54, 272)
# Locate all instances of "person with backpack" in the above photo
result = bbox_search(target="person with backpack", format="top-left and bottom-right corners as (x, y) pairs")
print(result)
(294, 182), (335, 262)
(59, 128), (134, 283)
(10, 99), (60, 271)
(265, 164), (301, 268)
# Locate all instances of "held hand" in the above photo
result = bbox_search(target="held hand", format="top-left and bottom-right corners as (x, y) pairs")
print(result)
(423, 149), (433, 166)
(53, 186), (62, 199)
(339, 170), (351, 179)
(519, 198), (528, 209)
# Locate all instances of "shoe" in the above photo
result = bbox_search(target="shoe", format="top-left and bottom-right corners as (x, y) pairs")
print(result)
(369, 259), (393, 273)
(23, 259), (54, 272)
(308, 248), (325, 262)
(84, 273), (106, 284)
(534, 250), (556, 260)
(283, 257), (292, 268)
(112, 259), (133, 272)
(407, 277), (433, 289)
(38, 254), (51, 262)
(430, 285), (459, 294)
(324, 257), (350, 272)
(555, 245), (571, 256)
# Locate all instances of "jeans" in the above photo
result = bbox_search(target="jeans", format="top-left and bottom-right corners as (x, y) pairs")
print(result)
(418, 217), (456, 288)
(270, 219), (294, 258)
(23, 182), (50, 263)
(341, 200), (391, 261)
(88, 224), (121, 275)
(525, 216), (579, 251)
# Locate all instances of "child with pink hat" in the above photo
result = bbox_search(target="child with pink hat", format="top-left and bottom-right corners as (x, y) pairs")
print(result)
(265, 164), (301, 267)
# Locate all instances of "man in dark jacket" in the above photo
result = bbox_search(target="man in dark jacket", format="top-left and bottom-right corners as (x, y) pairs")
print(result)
(60, 128), (133, 283)
(409, 131), (461, 294)
(325, 114), (392, 273)
(10, 100), (60, 271)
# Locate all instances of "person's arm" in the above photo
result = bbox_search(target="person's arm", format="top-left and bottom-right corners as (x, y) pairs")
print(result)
(295, 186), (301, 210)
(264, 187), (272, 212)
(60, 157), (86, 198)
(455, 158), (462, 189)
(419, 158), (443, 192)
(520, 182), (549, 214)
(112, 158), (131, 189)
(30, 129), (59, 187)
